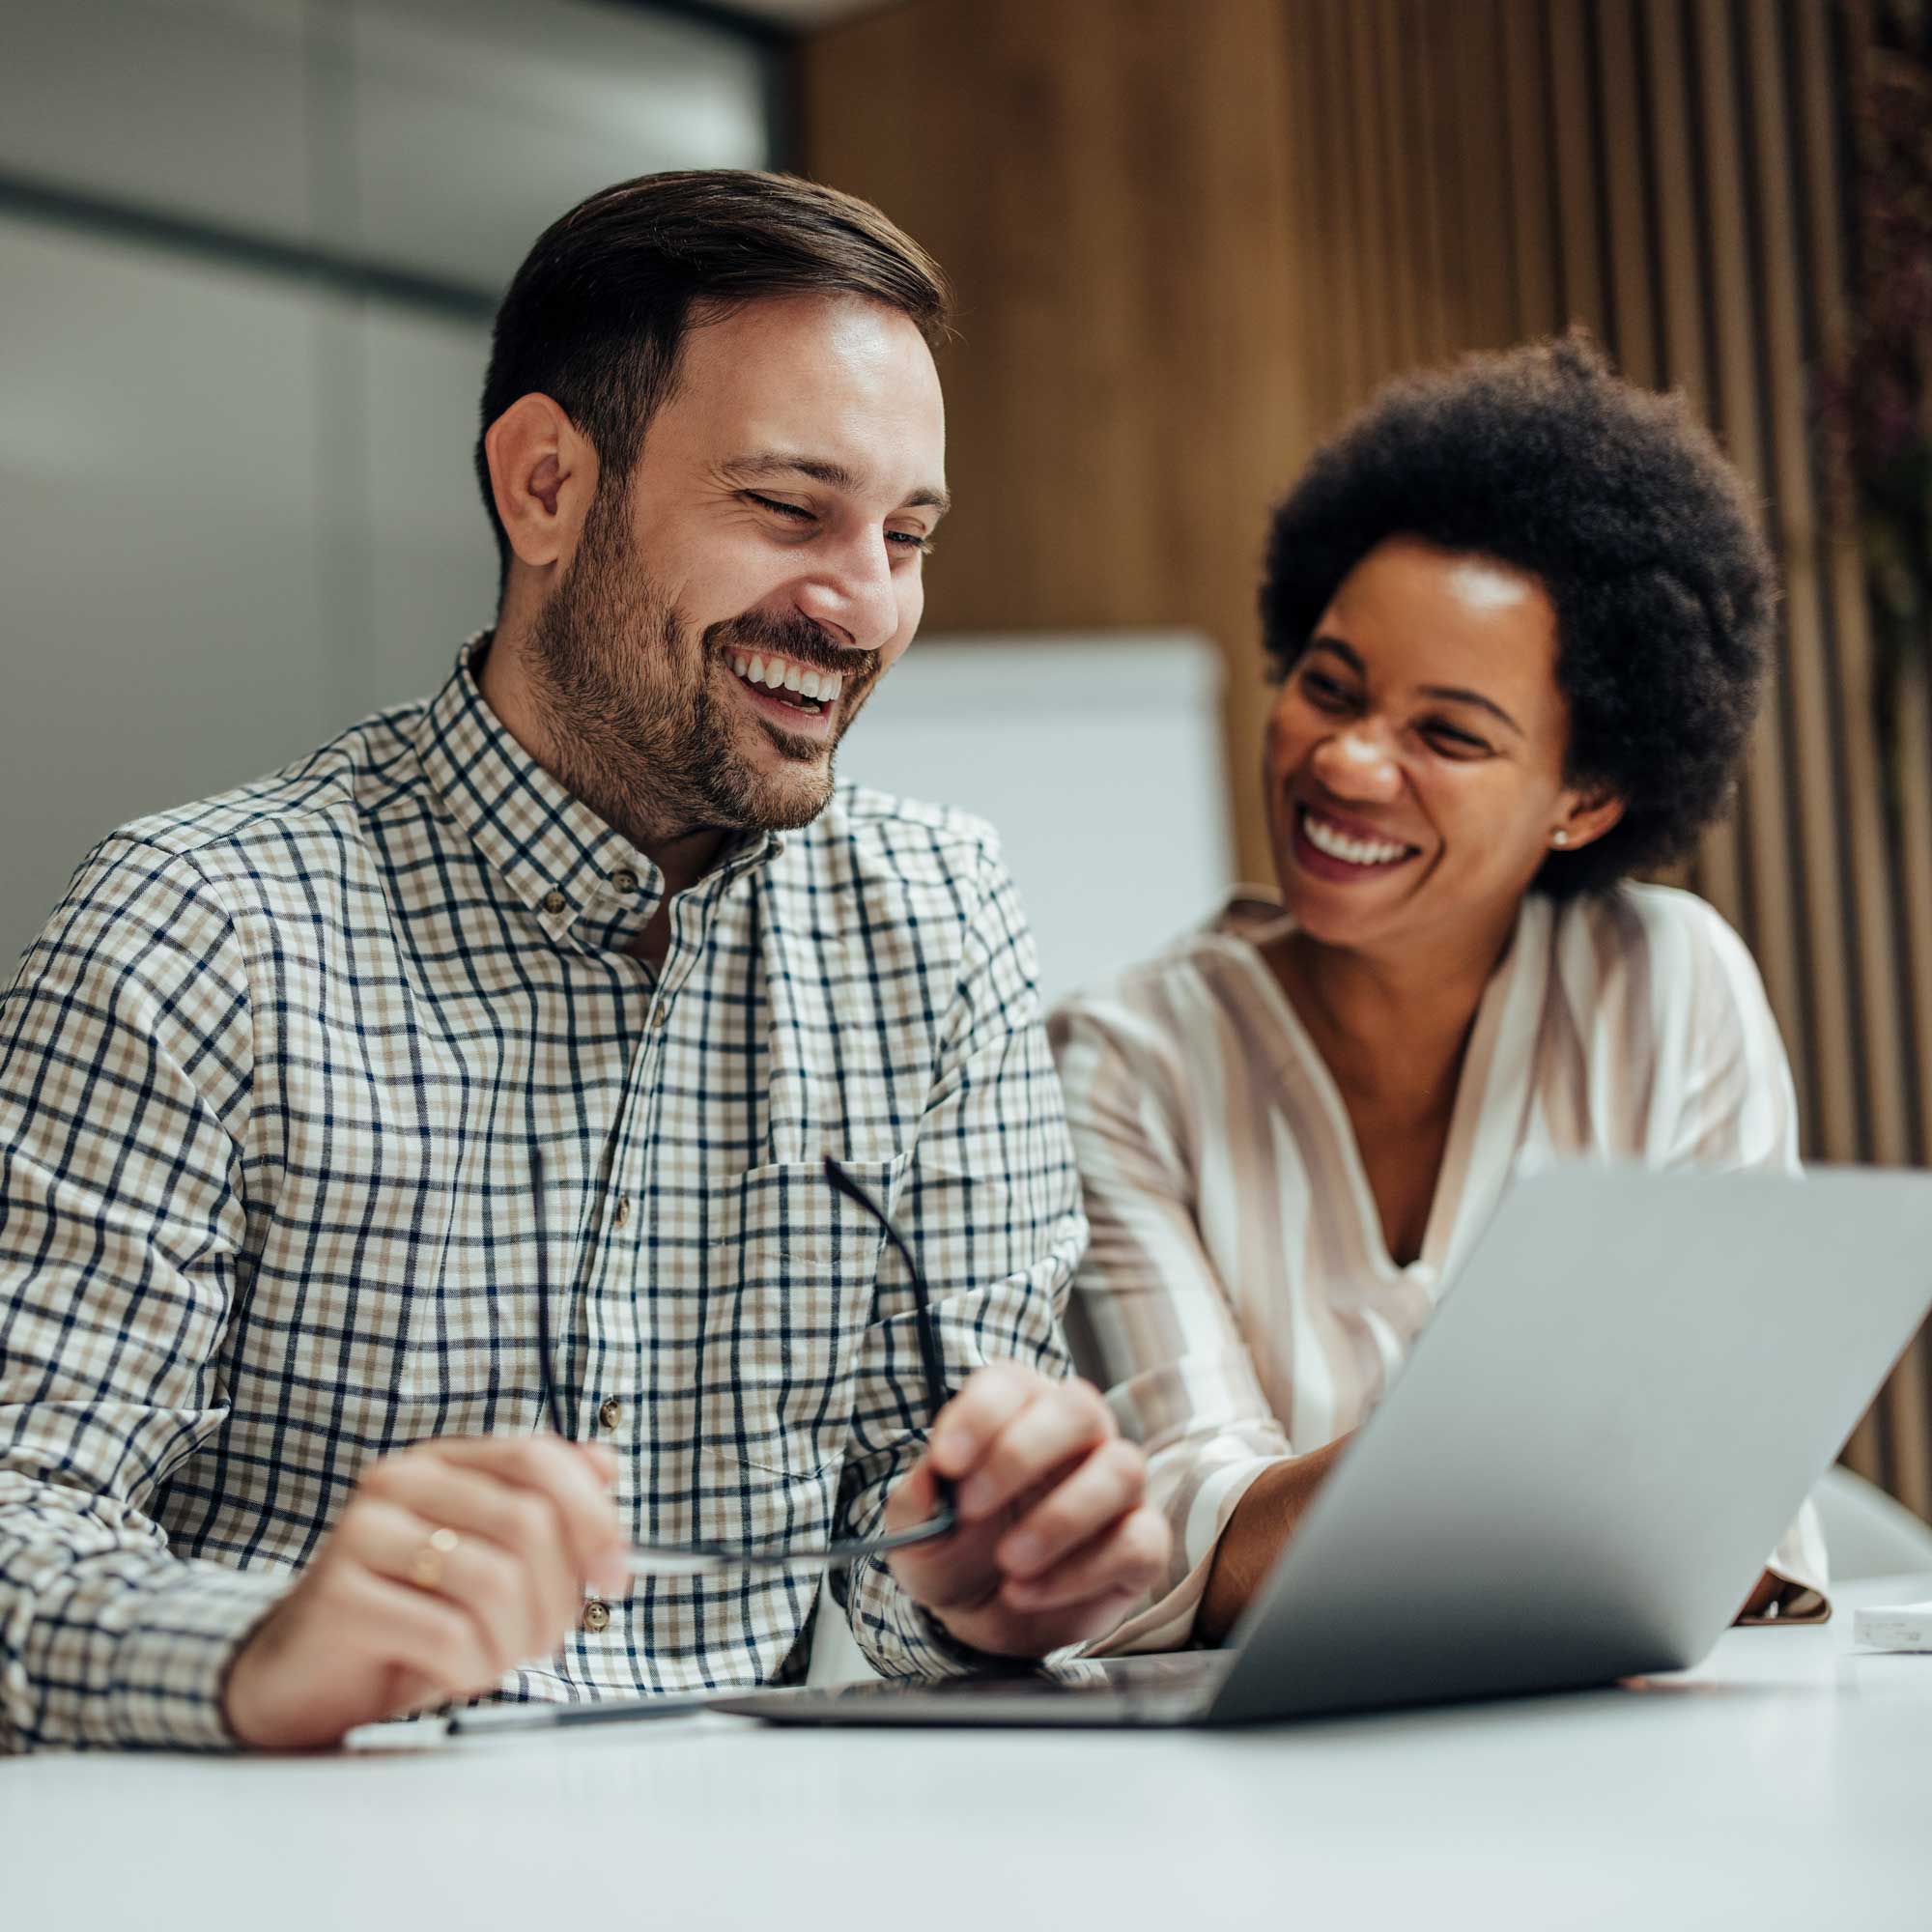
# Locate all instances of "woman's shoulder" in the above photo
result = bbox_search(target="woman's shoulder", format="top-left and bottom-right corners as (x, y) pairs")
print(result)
(1556, 879), (1755, 965)
(1547, 881), (1775, 1029)
(1048, 890), (1289, 1065)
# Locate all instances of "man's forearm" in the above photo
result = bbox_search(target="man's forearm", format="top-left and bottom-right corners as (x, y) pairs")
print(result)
(0, 1522), (291, 1752)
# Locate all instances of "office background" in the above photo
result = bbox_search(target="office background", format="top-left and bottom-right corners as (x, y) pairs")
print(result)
(3, 0), (1928, 1520)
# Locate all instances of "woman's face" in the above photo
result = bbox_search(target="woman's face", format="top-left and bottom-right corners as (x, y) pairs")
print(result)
(1263, 535), (1621, 958)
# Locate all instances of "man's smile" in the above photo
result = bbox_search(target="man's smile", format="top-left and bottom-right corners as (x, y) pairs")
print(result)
(721, 647), (841, 744)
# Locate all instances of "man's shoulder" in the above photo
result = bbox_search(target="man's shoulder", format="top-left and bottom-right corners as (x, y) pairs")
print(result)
(798, 781), (1006, 882)
(99, 700), (432, 898)
(756, 785), (1023, 985)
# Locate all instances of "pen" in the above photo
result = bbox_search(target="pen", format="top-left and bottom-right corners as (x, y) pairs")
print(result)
(445, 1690), (723, 1735)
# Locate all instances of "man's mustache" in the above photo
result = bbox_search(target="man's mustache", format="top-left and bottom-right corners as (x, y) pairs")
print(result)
(706, 611), (872, 681)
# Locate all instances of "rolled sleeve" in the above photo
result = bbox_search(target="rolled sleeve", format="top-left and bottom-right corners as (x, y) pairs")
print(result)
(1050, 998), (1294, 1653)
(831, 840), (1086, 1680)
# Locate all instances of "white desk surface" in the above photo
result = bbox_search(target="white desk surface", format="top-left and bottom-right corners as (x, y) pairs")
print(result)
(10, 1573), (1929, 1932)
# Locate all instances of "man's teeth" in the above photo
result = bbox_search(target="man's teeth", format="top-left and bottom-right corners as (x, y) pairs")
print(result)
(1301, 809), (1412, 867)
(728, 652), (841, 705)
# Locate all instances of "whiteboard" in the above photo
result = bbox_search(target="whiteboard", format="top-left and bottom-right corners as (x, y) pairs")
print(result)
(842, 631), (1235, 1009)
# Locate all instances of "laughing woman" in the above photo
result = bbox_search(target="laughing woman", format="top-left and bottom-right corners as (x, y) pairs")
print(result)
(1049, 334), (1827, 1652)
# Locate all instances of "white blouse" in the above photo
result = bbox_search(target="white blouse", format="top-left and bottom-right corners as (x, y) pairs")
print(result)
(1050, 883), (1828, 1652)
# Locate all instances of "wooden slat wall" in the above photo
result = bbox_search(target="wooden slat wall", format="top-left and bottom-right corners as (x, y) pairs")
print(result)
(804, 0), (1932, 1518)
(802, 0), (1305, 877)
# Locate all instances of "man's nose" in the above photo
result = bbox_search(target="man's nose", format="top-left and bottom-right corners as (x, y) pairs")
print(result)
(1310, 727), (1403, 800)
(792, 530), (902, 655)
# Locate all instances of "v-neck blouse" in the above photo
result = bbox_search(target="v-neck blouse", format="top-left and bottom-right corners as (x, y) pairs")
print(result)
(1049, 883), (1826, 1652)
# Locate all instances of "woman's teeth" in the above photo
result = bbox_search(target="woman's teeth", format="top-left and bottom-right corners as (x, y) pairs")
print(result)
(1300, 807), (1414, 867)
(728, 651), (842, 713)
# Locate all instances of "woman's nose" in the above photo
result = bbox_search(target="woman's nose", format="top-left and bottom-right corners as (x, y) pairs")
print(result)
(1311, 728), (1403, 799)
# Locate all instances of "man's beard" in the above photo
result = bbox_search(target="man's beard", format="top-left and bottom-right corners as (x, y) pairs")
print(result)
(524, 497), (876, 851)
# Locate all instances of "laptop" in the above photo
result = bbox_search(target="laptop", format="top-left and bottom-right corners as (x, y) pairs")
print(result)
(709, 1163), (1932, 1728)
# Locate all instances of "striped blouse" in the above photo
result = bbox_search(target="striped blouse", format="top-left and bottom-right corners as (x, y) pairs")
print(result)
(1050, 883), (1828, 1653)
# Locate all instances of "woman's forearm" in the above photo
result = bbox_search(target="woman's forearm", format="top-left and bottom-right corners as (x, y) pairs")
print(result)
(1196, 1435), (1353, 1645)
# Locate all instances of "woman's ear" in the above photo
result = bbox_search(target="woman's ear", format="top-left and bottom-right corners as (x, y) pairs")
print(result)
(1551, 787), (1625, 853)
(482, 394), (599, 572)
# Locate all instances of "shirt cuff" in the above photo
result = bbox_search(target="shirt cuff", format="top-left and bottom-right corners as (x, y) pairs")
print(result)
(103, 1562), (293, 1750)
(1754, 1498), (1833, 1623)
(842, 1553), (985, 1681)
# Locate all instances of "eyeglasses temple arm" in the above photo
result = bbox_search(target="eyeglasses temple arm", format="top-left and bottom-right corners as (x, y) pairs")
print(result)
(823, 1156), (957, 1517)
(529, 1147), (572, 1439)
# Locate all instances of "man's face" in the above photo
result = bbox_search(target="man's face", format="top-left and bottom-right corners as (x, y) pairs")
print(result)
(526, 294), (948, 844)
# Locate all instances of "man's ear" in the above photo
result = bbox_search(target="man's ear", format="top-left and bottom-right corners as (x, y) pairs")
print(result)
(1553, 786), (1626, 853)
(483, 394), (599, 572)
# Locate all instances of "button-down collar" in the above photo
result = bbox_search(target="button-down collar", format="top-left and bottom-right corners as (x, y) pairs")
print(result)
(412, 638), (781, 952)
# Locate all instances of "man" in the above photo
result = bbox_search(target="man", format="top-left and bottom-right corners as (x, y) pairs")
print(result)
(0, 171), (1168, 1752)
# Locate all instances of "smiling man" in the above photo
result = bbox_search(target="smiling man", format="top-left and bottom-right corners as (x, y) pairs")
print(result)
(0, 172), (1167, 1752)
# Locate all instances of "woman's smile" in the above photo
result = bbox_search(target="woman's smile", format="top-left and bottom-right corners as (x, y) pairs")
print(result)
(1289, 801), (1423, 882)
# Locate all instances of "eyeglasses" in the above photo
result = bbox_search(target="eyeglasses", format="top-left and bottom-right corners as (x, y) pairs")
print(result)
(529, 1148), (956, 1577)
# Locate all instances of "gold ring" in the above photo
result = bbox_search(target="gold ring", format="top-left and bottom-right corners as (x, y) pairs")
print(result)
(410, 1524), (461, 1591)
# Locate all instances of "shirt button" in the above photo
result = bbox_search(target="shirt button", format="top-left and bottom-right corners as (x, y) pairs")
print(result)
(611, 868), (638, 894)
(582, 1599), (611, 1634)
(612, 1197), (631, 1228)
(541, 890), (566, 916)
(597, 1396), (622, 1432)
(650, 1006), (670, 1029)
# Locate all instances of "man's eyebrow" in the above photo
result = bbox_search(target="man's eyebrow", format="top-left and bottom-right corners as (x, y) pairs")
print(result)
(1307, 638), (1523, 736)
(724, 452), (951, 519)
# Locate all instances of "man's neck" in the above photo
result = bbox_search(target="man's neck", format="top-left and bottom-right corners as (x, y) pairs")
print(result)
(477, 626), (731, 907)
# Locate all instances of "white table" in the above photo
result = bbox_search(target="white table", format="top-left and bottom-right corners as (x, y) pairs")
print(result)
(10, 1574), (1929, 1931)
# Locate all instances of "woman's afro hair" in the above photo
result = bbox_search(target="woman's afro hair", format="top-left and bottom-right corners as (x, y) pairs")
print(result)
(1259, 330), (1777, 896)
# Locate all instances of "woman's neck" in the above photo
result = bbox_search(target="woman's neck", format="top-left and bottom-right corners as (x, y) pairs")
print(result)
(1265, 903), (1520, 1118)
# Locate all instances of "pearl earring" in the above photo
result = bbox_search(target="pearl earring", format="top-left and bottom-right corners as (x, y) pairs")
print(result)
(1550, 829), (1571, 847)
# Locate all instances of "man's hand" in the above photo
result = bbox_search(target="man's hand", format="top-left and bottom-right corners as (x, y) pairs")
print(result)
(882, 1362), (1170, 1657)
(221, 1436), (629, 1749)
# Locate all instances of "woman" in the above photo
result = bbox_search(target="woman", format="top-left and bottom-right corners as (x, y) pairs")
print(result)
(1048, 334), (1827, 1652)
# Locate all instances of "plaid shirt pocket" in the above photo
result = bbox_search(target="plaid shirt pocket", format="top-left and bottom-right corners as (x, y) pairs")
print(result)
(696, 1153), (910, 1545)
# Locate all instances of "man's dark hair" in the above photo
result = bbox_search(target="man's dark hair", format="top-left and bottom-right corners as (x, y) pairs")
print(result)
(475, 169), (952, 587)
(1259, 331), (1778, 897)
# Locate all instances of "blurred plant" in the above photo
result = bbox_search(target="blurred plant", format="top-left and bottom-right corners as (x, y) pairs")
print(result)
(1819, 1), (1932, 778)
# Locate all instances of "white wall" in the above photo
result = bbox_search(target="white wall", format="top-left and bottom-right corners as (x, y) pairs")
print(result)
(846, 633), (1235, 1009)
(0, 0), (772, 290)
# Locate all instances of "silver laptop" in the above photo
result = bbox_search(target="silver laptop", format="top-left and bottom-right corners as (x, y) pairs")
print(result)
(710, 1163), (1932, 1728)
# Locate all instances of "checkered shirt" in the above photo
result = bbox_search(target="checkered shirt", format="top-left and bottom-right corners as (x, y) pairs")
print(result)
(0, 641), (1083, 1751)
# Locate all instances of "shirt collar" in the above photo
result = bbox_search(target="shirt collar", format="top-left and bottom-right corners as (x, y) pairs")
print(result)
(412, 637), (782, 950)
